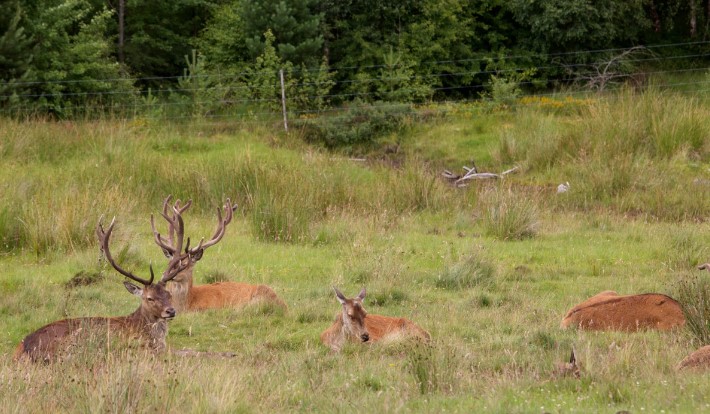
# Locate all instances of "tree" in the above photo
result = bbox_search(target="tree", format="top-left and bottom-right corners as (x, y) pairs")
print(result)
(240, 0), (323, 67)
(0, 1), (34, 107)
(18, 0), (134, 115)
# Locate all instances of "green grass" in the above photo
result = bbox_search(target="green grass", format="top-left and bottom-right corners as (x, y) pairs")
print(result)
(1, 89), (710, 412)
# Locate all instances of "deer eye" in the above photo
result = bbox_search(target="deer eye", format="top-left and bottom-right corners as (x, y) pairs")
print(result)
(147, 297), (154, 302)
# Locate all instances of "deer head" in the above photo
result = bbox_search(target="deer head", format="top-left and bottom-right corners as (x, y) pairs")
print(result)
(334, 287), (370, 343)
(96, 215), (186, 323)
(150, 195), (235, 281)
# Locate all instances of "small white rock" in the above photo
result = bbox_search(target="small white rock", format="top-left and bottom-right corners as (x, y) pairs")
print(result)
(557, 181), (570, 194)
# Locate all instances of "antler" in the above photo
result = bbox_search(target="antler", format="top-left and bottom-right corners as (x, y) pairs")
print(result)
(185, 198), (236, 255)
(151, 195), (192, 257)
(97, 216), (155, 286)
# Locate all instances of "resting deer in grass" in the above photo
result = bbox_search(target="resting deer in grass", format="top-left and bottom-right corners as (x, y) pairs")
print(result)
(320, 287), (430, 352)
(14, 217), (186, 363)
(152, 195), (287, 312)
(560, 290), (685, 331)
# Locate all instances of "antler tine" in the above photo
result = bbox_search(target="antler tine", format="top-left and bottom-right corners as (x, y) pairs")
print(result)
(174, 198), (192, 215)
(189, 198), (235, 253)
(151, 214), (176, 255)
(171, 205), (185, 256)
(97, 215), (154, 286)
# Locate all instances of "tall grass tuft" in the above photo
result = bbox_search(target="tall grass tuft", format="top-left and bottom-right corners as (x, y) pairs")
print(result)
(436, 254), (496, 290)
(676, 270), (710, 345)
(481, 186), (538, 241)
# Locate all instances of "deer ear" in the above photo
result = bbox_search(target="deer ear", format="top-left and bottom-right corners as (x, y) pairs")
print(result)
(190, 249), (204, 263)
(333, 287), (347, 304)
(123, 281), (143, 297)
(357, 287), (366, 302)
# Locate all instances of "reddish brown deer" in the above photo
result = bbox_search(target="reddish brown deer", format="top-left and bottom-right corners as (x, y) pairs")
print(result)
(677, 345), (710, 371)
(560, 290), (685, 331)
(152, 195), (286, 312)
(320, 287), (430, 352)
(15, 216), (187, 363)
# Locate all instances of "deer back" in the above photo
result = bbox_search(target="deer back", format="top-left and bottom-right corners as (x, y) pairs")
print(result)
(561, 291), (685, 331)
(678, 345), (710, 371)
(363, 314), (431, 343)
(186, 281), (287, 311)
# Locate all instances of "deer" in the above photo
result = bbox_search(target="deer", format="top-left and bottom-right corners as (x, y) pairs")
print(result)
(14, 216), (187, 363)
(152, 195), (287, 312)
(560, 290), (685, 331)
(320, 287), (430, 352)
(677, 345), (710, 371)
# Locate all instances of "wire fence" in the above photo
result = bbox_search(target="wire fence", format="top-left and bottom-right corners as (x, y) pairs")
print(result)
(1, 43), (709, 130)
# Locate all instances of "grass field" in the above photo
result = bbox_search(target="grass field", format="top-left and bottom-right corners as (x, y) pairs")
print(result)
(1, 88), (710, 412)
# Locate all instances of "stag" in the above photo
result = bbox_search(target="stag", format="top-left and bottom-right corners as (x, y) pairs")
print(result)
(152, 195), (286, 312)
(15, 216), (187, 363)
(560, 290), (685, 331)
(320, 287), (430, 352)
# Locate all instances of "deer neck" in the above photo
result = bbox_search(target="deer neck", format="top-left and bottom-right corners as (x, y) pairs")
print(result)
(166, 266), (195, 312)
(125, 307), (169, 351)
(339, 311), (357, 341)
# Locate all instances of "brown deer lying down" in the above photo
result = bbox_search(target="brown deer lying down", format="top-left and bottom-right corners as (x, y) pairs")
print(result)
(320, 288), (430, 352)
(677, 345), (710, 371)
(152, 195), (287, 312)
(560, 290), (685, 331)
(15, 216), (186, 363)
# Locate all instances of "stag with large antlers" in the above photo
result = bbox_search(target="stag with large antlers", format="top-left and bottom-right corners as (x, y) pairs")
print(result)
(320, 287), (430, 352)
(14, 217), (186, 363)
(152, 195), (287, 312)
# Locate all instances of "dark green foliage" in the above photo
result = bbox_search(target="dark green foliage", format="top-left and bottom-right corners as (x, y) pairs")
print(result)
(16, 0), (135, 115)
(0, 2), (34, 107)
(120, 0), (216, 82)
(295, 102), (415, 149)
(240, 0), (323, 67)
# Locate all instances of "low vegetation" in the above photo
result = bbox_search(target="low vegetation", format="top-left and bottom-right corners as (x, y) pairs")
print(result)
(1, 87), (709, 412)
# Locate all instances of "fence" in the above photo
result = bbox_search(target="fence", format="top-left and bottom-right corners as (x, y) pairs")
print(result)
(1, 43), (710, 131)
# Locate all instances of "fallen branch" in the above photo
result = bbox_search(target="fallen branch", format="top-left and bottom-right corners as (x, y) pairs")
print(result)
(442, 165), (520, 187)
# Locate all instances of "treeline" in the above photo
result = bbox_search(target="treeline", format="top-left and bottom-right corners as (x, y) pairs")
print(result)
(1, 0), (709, 116)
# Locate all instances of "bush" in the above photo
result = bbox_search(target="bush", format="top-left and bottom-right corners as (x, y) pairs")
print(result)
(295, 102), (415, 149)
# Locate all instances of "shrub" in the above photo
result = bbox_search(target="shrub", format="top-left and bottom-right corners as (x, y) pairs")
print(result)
(295, 101), (415, 149)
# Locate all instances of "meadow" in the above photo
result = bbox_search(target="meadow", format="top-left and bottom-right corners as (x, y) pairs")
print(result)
(1, 87), (709, 413)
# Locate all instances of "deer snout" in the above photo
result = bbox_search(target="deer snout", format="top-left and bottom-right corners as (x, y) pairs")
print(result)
(361, 333), (370, 342)
(164, 308), (176, 319)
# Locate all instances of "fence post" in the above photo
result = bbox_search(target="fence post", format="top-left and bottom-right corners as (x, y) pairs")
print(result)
(279, 69), (288, 132)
